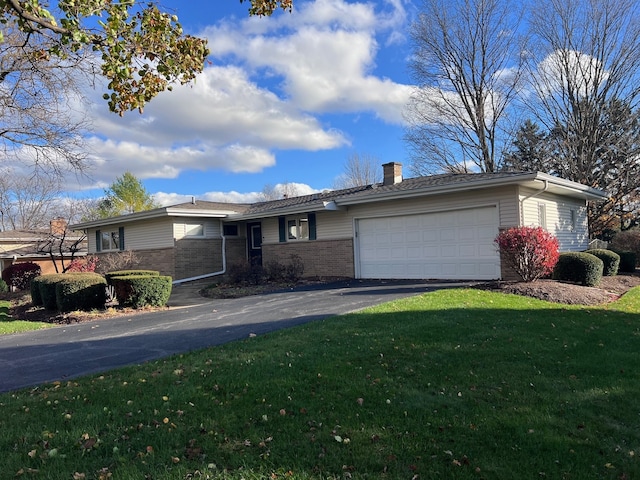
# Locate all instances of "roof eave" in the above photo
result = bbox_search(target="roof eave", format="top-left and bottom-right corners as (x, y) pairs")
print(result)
(70, 208), (236, 230)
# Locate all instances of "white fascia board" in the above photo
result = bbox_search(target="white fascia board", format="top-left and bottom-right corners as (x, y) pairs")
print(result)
(534, 172), (607, 200)
(70, 208), (232, 230)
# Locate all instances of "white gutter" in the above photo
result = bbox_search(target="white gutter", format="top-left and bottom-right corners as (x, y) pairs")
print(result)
(519, 179), (549, 224)
(172, 235), (227, 285)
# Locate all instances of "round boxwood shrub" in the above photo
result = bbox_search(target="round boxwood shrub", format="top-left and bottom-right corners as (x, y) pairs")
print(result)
(111, 275), (172, 308)
(0, 278), (8, 294)
(552, 252), (604, 287)
(55, 274), (107, 312)
(584, 249), (620, 276)
(105, 270), (160, 283)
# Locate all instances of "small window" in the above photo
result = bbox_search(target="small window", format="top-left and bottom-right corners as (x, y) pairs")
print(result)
(569, 209), (577, 232)
(185, 223), (204, 237)
(538, 203), (547, 229)
(287, 216), (309, 241)
(223, 224), (239, 236)
(101, 229), (121, 251)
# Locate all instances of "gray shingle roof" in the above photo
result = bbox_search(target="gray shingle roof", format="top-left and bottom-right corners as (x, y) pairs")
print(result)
(243, 172), (536, 216)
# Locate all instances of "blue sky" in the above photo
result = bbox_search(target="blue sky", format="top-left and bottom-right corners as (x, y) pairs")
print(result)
(70, 0), (416, 205)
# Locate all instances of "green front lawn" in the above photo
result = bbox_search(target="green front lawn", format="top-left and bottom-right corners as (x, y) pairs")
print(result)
(1, 288), (639, 479)
(0, 300), (50, 335)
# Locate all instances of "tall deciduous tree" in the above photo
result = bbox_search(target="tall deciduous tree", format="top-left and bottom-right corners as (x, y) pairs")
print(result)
(92, 172), (159, 219)
(505, 100), (640, 237)
(0, 22), (89, 175)
(405, 0), (524, 174)
(523, 0), (640, 236)
(0, 169), (63, 230)
(333, 153), (382, 189)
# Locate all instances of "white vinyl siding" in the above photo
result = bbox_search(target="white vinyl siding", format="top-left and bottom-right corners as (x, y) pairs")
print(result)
(87, 218), (172, 253)
(260, 186), (519, 246)
(520, 191), (589, 251)
(173, 219), (221, 240)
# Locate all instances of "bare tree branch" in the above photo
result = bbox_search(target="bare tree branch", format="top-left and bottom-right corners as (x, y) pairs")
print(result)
(405, 0), (525, 174)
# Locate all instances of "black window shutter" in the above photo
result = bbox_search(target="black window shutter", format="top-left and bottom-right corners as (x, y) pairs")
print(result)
(118, 227), (125, 250)
(278, 217), (286, 243)
(95, 230), (102, 252)
(308, 213), (316, 240)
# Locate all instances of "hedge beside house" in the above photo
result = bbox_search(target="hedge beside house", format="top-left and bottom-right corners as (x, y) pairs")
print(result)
(104, 270), (160, 283)
(55, 274), (107, 312)
(110, 275), (172, 309)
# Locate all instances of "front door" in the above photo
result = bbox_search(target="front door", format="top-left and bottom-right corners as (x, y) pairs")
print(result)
(247, 222), (262, 266)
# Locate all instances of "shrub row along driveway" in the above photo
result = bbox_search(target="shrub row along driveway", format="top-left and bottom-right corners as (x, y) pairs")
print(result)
(0, 280), (467, 393)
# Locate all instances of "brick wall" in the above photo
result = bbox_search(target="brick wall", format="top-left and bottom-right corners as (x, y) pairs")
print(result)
(100, 248), (176, 278)
(225, 237), (247, 267)
(174, 238), (223, 280)
(263, 239), (354, 278)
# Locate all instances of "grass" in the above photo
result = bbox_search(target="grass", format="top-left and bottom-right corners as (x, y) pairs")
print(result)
(0, 299), (50, 335)
(1, 288), (639, 479)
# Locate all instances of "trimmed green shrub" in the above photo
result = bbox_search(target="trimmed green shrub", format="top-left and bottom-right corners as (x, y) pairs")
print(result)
(2, 262), (42, 290)
(37, 274), (69, 309)
(584, 249), (620, 276)
(55, 274), (107, 312)
(616, 251), (637, 273)
(111, 275), (172, 308)
(30, 277), (44, 305)
(105, 270), (160, 283)
(0, 278), (8, 294)
(552, 252), (604, 286)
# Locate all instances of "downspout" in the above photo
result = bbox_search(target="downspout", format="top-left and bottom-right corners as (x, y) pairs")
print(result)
(172, 234), (227, 285)
(519, 179), (549, 224)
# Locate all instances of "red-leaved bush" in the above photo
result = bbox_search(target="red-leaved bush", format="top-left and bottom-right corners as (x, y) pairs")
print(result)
(66, 256), (99, 273)
(1, 262), (42, 290)
(495, 226), (560, 282)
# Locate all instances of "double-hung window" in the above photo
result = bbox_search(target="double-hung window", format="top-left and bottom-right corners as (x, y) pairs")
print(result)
(279, 213), (316, 242)
(287, 216), (309, 240)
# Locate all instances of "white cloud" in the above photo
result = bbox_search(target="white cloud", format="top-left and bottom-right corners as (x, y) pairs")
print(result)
(67, 0), (412, 194)
(152, 181), (321, 206)
(535, 49), (608, 98)
(206, 0), (412, 123)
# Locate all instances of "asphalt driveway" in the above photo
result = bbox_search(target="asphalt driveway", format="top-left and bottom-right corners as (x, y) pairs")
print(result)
(0, 279), (467, 393)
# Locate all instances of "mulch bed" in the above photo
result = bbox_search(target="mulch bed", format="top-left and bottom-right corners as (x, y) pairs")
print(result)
(478, 272), (640, 306)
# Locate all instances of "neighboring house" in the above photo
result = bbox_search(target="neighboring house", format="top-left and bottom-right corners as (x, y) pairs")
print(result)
(69, 164), (607, 283)
(0, 219), (87, 274)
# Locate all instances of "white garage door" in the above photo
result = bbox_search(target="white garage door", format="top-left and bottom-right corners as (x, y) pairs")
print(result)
(356, 206), (500, 280)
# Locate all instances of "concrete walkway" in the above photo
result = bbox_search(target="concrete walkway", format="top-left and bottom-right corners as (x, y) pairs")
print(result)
(0, 279), (469, 393)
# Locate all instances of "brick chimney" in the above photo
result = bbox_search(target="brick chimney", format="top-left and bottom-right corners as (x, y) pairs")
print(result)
(382, 162), (403, 186)
(50, 217), (67, 235)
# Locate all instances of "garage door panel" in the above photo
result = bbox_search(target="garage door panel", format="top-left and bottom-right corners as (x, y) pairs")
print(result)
(357, 206), (500, 280)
